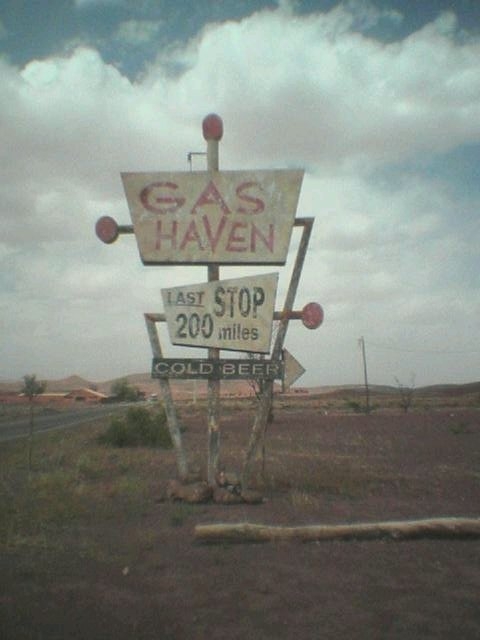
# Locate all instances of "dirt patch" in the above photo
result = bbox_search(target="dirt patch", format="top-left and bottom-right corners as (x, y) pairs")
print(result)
(1, 405), (479, 639)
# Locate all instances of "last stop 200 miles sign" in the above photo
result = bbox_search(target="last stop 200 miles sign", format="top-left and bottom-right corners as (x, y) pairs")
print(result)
(161, 272), (278, 353)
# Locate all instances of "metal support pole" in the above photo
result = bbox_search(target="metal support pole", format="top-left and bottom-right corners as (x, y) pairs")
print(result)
(144, 314), (188, 480)
(241, 218), (314, 487)
(203, 114), (223, 486)
(359, 336), (370, 414)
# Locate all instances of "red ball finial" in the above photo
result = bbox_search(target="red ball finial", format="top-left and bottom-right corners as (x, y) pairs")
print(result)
(302, 302), (324, 330)
(202, 113), (223, 141)
(95, 216), (119, 244)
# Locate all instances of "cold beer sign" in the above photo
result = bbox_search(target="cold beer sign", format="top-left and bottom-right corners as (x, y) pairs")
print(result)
(121, 170), (303, 265)
(161, 273), (278, 353)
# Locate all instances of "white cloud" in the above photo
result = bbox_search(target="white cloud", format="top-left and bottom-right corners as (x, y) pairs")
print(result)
(1, 5), (479, 385)
(145, 8), (480, 169)
(113, 20), (163, 47)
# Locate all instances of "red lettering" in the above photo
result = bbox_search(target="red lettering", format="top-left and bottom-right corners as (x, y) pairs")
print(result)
(202, 214), (228, 252)
(155, 220), (178, 249)
(236, 182), (265, 214)
(250, 223), (274, 253)
(179, 219), (204, 251)
(141, 182), (185, 214)
(226, 222), (248, 252)
(190, 181), (231, 216)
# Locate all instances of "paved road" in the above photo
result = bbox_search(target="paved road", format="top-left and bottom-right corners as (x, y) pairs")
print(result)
(0, 404), (129, 442)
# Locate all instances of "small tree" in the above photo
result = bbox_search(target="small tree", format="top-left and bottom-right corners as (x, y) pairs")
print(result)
(395, 374), (416, 414)
(22, 374), (47, 471)
(111, 378), (140, 402)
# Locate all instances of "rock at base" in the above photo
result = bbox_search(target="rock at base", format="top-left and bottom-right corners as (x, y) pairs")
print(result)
(213, 487), (244, 505)
(241, 489), (265, 505)
(166, 480), (212, 504)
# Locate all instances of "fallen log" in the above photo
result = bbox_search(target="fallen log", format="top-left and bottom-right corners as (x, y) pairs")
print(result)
(195, 517), (480, 544)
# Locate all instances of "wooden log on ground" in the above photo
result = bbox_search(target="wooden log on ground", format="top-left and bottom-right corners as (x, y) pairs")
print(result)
(195, 517), (480, 544)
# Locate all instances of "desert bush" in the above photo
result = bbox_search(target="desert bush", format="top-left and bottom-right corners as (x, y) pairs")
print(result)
(169, 502), (195, 527)
(110, 378), (141, 402)
(98, 406), (172, 448)
(449, 421), (469, 435)
(345, 400), (362, 413)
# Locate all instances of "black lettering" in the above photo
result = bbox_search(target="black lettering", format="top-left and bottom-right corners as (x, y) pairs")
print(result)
(252, 287), (265, 318)
(226, 287), (237, 317)
(188, 313), (201, 338)
(214, 286), (225, 317)
(238, 287), (251, 317)
(176, 313), (188, 338)
(201, 313), (214, 338)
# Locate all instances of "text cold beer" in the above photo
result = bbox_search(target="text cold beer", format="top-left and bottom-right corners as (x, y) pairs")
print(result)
(151, 358), (284, 380)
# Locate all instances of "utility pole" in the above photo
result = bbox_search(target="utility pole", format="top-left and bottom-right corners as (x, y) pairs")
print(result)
(359, 336), (370, 414)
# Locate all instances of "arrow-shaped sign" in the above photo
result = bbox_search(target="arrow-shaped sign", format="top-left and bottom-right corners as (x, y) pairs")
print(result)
(282, 349), (306, 390)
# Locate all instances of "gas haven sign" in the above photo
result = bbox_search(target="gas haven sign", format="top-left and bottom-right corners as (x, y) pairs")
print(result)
(122, 170), (303, 265)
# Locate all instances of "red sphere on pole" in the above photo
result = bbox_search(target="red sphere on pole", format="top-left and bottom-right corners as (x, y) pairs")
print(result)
(95, 216), (119, 244)
(302, 302), (324, 329)
(202, 113), (223, 141)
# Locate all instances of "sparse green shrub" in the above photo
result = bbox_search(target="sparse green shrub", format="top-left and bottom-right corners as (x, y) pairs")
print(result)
(169, 502), (194, 527)
(110, 378), (141, 402)
(449, 421), (469, 435)
(98, 406), (172, 448)
(395, 375), (416, 413)
(22, 374), (47, 472)
(346, 400), (362, 413)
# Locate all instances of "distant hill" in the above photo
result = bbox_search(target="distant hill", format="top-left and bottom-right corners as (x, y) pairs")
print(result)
(1, 374), (479, 399)
(46, 375), (95, 392)
(418, 381), (480, 396)
(96, 373), (256, 398)
(308, 384), (398, 396)
(0, 374), (94, 393)
(0, 379), (23, 392)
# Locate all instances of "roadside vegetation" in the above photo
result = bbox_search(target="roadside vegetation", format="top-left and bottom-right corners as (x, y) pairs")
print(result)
(21, 374), (47, 472)
(1, 387), (478, 558)
(1, 388), (478, 639)
(0, 407), (176, 555)
(111, 378), (142, 402)
(98, 406), (172, 448)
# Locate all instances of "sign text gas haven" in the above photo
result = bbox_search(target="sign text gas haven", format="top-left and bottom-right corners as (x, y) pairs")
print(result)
(122, 170), (303, 265)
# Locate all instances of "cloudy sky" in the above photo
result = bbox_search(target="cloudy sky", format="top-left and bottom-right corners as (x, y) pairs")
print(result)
(1, 0), (479, 388)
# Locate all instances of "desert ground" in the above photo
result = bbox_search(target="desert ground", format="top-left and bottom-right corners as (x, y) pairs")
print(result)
(1, 388), (479, 639)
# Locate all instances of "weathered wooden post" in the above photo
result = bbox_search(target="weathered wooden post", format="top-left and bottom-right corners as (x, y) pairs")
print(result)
(203, 113), (223, 486)
(145, 313), (189, 480)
